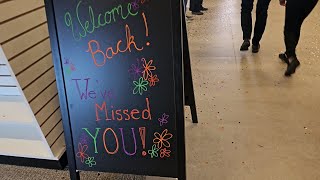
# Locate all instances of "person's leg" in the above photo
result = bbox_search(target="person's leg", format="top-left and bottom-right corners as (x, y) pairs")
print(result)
(252, 0), (271, 50)
(200, 0), (208, 11)
(241, 0), (254, 41)
(285, 0), (318, 58)
(284, 0), (318, 76)
(284, 1), (302, 58)
(282, 0), (303, 75)
(292, 0), (318, 51)
(240, 0), (254, 50)
(189, 0), (196, 11)
(189, 0), (202, 14)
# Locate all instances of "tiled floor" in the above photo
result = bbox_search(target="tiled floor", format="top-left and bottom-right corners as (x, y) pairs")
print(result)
(1, 0), (320, 180)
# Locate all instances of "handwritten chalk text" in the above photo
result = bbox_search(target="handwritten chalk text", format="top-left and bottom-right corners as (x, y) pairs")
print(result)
(86, 24), (143, 67)
(64, 1), (138, 41)
(72, 78), (109, 100)
(95, 98), (151, 121)
(83, 127), (146, 156)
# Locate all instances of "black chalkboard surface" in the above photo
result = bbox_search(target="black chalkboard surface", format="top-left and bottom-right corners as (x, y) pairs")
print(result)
(45, 0), (196, 179)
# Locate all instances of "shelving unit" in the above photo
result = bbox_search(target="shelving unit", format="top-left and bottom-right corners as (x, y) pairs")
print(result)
(0, 0), (66, 169)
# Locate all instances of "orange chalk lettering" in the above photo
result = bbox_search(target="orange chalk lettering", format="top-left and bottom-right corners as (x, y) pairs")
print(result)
(123, 109), (130, 120)
(86, 40), (106, 67)
(103, 128), (119, 155)
(115, 110), (123, 121)
(142, 98), (151, 120)
(142, 12), (148, 37)
(95, 102), (111, 121)
(131, 109), (140, 120)
(125, 24), (143, 52)
(86, 24), (143, 67)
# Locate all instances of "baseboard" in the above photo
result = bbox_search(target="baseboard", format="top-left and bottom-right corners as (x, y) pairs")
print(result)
(0, 152), (68, 170)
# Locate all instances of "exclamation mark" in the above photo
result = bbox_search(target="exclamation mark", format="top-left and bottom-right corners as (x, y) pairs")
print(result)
(139, 127), (147, 156)
(142, 12), (150, 46)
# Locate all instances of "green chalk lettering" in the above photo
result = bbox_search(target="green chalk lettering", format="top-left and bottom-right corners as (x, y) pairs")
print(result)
(83, 128), (101, 153)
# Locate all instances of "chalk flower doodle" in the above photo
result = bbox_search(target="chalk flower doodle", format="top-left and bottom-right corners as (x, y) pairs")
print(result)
(107, 89), (115, 100)
(131, 0), (140, 10)
(65, 68), (72, 75)
(141, 0), (151, 4)
(148, 144), (159, 158)
(76, 143), (89, 163)
(158, 113), (169, 126)
(142, 58), (156, 80)
(64, 58), (70, 65)
(160, 148), (171, 158)
(148, 74), (159, 87)
(153, 129), (173, 149)
(133, 77), (149, 95)
(128, 59), (143, 80)
(63, 58), (76, 74)
(79, 133), (89, 145)
(70, 63), (76, 71)
(85, 157), (96, 167)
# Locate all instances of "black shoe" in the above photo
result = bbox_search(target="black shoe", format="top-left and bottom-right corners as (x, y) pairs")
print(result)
(201, 6), (208, 11)
(192, 11), (204, 15)
(285, 57), (300, 76)
(240, 40), (250, 51)
(279, 53), (289, 65)
(252, 44), (260, 53)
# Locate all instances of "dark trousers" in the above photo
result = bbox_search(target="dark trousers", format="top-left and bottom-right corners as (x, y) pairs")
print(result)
(190, 0), (203, 12)
(284, 0), (318, 58)
(241, 0), (271, 45)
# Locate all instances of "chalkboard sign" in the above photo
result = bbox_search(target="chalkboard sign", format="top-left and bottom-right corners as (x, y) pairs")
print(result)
(45, 0), (197, 179)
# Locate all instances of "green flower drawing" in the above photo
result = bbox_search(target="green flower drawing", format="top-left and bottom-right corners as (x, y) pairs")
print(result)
(133, 77), (149, 95)
(148, 144), (159, 158)
(65, 67), (71, 75)
(85, 157), (96, 167)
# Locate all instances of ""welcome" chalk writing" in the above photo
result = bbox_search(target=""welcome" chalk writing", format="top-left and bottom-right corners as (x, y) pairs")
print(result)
(64, 1), (138, 41)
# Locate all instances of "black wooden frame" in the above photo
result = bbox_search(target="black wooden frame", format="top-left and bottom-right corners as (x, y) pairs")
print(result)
(44, 0), (196, 179)
(172, 0), (187, 179)
(44, 0), (80, 179)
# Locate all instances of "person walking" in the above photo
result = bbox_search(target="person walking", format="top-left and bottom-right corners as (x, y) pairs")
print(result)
(189, 0), (208, 15)
(240, 0), (271, 53)
(279, 0), (318, 76)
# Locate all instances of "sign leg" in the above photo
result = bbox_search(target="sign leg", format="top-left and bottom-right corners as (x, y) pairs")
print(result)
(179, 173), (187, 180)
(181, 7), (198, 124)
(70, 170), (80, 180)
